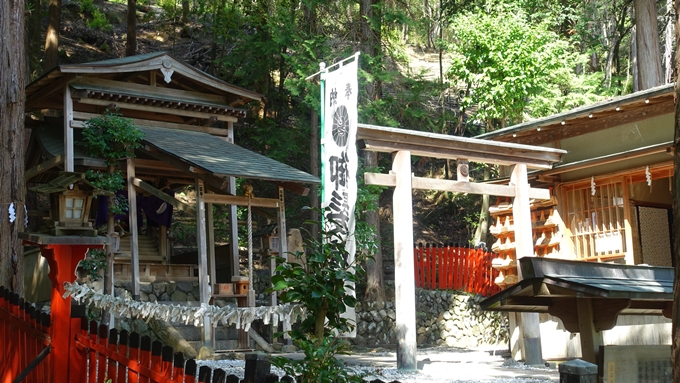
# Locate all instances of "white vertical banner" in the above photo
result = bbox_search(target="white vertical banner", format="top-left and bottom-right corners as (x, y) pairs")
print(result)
(321, 52), (359, 337)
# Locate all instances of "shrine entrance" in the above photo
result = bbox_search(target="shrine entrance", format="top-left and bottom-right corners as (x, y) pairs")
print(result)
(357, 123), (565, 369)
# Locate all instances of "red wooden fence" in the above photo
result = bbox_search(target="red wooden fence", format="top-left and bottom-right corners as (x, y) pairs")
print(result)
(413, 244), (501, 296)
(1, 287), (52, 383)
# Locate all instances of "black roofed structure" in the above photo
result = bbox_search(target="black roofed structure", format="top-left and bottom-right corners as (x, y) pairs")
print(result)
(480, 257), (673, 363)
(22, 52), (319, 351)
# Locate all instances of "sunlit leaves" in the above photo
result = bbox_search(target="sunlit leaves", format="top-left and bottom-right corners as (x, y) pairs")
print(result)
(447, 5), (578, 127)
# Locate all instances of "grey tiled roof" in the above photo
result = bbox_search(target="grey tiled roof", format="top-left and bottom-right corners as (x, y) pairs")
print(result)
(139, 126), (319, 184)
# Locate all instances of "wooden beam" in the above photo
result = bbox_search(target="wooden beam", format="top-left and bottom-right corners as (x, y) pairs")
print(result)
(26, 74), (77, 110)
(226, 122), (239, 279)
(540, 141), (671, 176)
(512, 164), (544, 367)
(202, 194), (279, 208)
(195, 179), (212, 347)
(72, 111), (230, 137)
(359, 139), (557, 169)
(392, 151), (417, 370)
(577, 298), (604, 364)
(25, 154), (64, 181)
(75, 97), (239, 123)
(73, 76), (229, 105)
(364, 173), (551, 200)
(502, 101), (673, 146)
(138, 147), (229, 193)
(127, 159), (141, 300)
(275, 181), (310, 196)
(64, 86), (74, 172)
(132, 178), (196, 215)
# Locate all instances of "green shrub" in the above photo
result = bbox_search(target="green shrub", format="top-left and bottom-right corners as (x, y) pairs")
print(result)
(267, 210), (369, 382)
(78, 0), (96, 14)
(86, 9), (112, 31)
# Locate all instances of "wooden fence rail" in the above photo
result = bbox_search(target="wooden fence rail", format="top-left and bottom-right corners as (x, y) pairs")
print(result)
(0, 287), (52, 383)
(413, 244), (501, 297)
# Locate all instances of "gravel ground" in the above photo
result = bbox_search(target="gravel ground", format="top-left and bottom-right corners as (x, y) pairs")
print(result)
(195, 346), (560, 383)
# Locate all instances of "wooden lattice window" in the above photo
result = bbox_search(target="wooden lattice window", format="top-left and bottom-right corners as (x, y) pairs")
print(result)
(564, 179), (627, 262)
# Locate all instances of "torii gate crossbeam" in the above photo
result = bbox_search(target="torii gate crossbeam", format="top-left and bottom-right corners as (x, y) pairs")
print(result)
(357, 124), (566, 370)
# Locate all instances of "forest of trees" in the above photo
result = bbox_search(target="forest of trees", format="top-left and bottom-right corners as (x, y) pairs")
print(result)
(3, 0), (677, 300)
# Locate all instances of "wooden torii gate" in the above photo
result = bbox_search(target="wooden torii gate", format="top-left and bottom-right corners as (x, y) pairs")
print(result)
(357, 124), (566, 370)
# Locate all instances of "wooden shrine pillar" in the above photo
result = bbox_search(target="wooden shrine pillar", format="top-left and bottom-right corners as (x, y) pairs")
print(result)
(577, 298), (603, 364)
(392, 151), (417, 370)
(19, 233), (107, 383)
(64, 85), (74, 172)
(511, 164), (543, 366)
(195, 179), (212, 349)
(226, 122), (240, 278)
(127, 158), (141, 301)
(273, 186), (287, 307)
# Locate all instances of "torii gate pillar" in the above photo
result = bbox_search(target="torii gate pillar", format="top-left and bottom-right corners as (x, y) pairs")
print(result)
(392, 151), (417, 370)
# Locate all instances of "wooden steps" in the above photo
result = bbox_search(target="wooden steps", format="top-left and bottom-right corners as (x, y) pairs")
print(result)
(114, 233), (165, 263)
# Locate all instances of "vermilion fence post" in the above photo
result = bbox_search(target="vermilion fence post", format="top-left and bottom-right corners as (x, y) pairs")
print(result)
(445, 244), (452, 290)
(430, 244), (437, 290)
(88, 321), (98, 383)
(24, 239), (105, 383)
(437, 245), (448, 289)
(140, 336), (152, 383)
(161, 346), (174, 378)
(128, 332), (141, 383)
(118, 330), (130, 382)
(108, 329), (120, 383)
(7, 293), (21, 383)
(97, 325), (109, 383)
(424, 244), (431, 287)
(184, 359), (197, 383)
(0, 288), (6, 376)
(151, 340), (163, 377)
(414, 244), (423, 288)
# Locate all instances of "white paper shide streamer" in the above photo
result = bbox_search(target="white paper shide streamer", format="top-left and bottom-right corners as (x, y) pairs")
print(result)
(63, 282), (304, 331)
(591, 177), (596, 196)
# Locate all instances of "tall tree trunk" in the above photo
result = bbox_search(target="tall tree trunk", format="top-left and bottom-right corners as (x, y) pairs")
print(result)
(126, 0), (137, 56)
(635, 0), (663, 90)
(664, 0), (673, 83)
(631, 26), (640, 91)
(43, 0), (61, 73)
(361, 150), (384, 302)
(0, 0), (26, 294)
(305, 1), (320, 240)
(27, 0), (42, 79)
(359, 0), (384, 303)
(181, 0), (189, 23)
(310, 110), (320, 241)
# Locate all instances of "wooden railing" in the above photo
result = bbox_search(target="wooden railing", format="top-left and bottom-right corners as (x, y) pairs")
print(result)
(0, 287), (52, 383)
(414, 244), (501, 296)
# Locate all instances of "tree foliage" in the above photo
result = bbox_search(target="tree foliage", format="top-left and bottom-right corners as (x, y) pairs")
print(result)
(446, 4), (582, 129)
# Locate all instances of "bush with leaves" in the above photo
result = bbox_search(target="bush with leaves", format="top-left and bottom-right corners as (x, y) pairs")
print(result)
(80, 110), (143, 323)
(267, 210), (369, 383)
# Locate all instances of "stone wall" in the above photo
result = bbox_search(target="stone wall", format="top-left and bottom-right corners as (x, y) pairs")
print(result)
(353, 289), (508, 349)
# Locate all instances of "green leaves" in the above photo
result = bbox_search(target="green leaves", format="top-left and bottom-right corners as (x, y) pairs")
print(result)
(81, 111), (144, 165)
(447, 5), (580, 128)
